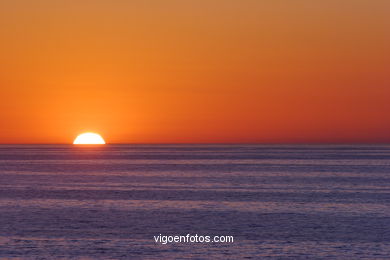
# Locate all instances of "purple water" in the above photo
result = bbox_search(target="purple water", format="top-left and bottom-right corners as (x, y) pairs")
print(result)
(0, 144), (390, 259)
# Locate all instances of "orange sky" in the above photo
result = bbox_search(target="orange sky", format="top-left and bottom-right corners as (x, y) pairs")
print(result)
(0, 0), (389, 143)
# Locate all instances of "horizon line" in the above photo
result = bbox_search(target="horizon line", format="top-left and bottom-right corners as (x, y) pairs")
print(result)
(1, 142), (390, 145)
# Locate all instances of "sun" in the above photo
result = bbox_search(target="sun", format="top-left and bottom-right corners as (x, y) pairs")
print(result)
(73, 132), (106, 144)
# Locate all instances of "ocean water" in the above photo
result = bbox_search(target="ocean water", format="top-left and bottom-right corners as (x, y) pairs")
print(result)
(0, 144), (390, 259)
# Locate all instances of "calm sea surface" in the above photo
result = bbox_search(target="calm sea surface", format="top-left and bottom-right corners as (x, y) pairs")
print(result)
(0, 144), (390, 259)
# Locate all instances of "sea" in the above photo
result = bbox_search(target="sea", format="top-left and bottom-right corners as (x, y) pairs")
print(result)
(0, 144), (389, 259)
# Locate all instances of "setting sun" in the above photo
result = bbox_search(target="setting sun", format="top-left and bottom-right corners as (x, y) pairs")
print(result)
(73, 133), (105, 145)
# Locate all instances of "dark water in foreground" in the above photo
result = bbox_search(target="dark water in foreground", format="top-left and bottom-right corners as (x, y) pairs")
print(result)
(0, 144), (390, 259)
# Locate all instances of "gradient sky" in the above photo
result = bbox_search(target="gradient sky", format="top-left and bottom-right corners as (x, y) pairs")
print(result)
(0, 0), (389, 143)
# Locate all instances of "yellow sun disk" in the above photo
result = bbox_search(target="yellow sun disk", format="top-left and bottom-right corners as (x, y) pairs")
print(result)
(73, 133), (106, 144)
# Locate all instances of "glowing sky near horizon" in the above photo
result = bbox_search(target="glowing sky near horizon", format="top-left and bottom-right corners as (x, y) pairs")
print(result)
(0, 0), (389, 143)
